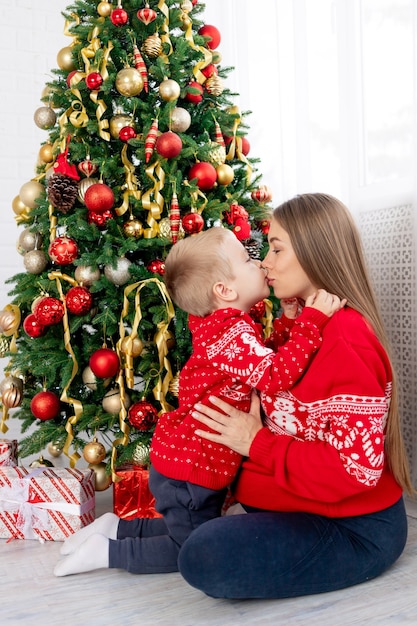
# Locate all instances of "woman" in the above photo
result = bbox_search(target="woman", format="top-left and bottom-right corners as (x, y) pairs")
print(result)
(178, 192), (413, 599)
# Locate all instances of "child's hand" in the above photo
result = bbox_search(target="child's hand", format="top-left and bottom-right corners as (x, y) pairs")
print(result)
(280, 298), (301, 319)
(305, 289), (347, 318)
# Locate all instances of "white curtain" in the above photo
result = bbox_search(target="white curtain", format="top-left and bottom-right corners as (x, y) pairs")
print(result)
(202, 0), (416, 214)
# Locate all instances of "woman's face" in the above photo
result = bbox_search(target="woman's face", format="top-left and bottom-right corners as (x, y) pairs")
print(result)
(262, 219), (317, 301)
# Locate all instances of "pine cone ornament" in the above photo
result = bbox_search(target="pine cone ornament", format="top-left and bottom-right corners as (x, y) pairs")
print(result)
(243, 238), (262, 260)
(48, 172), (79, 213)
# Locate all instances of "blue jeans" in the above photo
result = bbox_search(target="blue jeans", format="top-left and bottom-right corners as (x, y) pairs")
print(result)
(177, 497), (408, 598)
(108, 467), (226, 574)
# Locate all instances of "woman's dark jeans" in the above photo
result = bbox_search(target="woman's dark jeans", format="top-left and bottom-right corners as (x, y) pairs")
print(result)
(177, 497), (408, 599)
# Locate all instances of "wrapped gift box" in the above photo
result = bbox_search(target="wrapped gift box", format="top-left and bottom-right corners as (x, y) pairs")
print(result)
(0, 439), (18, 467)
(113, 464), (162, 521)
(0, 466), (95, 541)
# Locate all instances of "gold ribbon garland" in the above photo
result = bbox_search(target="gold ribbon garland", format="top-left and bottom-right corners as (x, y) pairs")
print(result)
(141, 162), (166, 238)
(111, 278), (175, 479)
(157, 0), (173, 63)
(226, 108), (253, 184)
(115, 145), (142, 217)
(181, 14), (213, 84)
(48, 271), (83, 467)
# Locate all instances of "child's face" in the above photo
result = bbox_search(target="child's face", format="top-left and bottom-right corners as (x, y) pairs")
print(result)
(226, 233), (271, 311)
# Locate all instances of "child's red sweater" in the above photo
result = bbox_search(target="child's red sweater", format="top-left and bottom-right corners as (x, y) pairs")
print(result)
(235, 307), (403, 517)
(150, 306), (327, 490)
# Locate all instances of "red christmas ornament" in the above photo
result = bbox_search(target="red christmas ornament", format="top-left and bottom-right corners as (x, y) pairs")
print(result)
(128, 400), (158, 431)
(133, 44), (148, 93)
(185, 81), (204, 103)
(119, 126), (137, 142)
(33, 296), (65, 326)
(110, 7), (129, 26)
(23, 313), (47, 338)
(49, 236), (78, 265)
(251, 185), (273, 203)
(84, 183), (114, 213)
(191, 0), (198, 4)
(144, 119), (158, 163)
(241, 137), (250, 156)
(257, 219), (270, 235)
(249, 300), (266, 322)
(31, 390), (61, 421)
(182, 212), (204, 235)
(188, 162), (217, 190)
(85, 72), (103, 90)
(66, 286), (93, 315)
(155, 131), (182, 159)
(88, 209), (114, 228)
(66, 70), (79, 88)
(147, 259), (165, 275)
(201, 64), (218, 79)
(198, 25), (221, 50)
(89, 348), (120, 378)
(224, 203), (249, 225)
(233, 217), (251, 241)
(78, 156), (98, 177)
(137, 6), (157, 25)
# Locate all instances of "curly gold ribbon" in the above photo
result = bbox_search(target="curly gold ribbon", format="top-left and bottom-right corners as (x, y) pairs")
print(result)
(141, 162), (165, 238)
(110, 278), (175, 479)
(0, 407), (10, 434)
(182, 16), (213, 83)
(115, 145), (142, 217)
(262, 298), (274, 340)
(226, 108), (253, 184)
(157, 0), (173, 62)
(48, 271), (83, 467)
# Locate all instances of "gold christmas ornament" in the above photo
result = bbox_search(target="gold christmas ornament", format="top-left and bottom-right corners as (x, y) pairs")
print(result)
(216, 163), (235, 186)
(83, 437), (106, 464)
(123, 219), (143, 238)
(142, 33), (162, 58)
(30, 456), (54, 468)
(17, 229), (43, 254)
(109, 114), (133, 140)
(0, 336), (10, 358)
(1, 385), (22, 408)
(115, 68), (144, 97)
(77, 177), (99, 204)
(102, 388), (131, 414)
(34, 106), (57, 130)
(19, 180), (44, 209)
(171, 107), (191, 132)
(97, 1), (113, 17)
(159, 79), (181, 102)
(23, 250), (48, 274)
(38, 143), (54, 163)
(205, 74), (224, 97)
(0, 375), (23, 395)
(12, 195), (28, 216)
(41, 85), (59, 109)
(206, 142), (226, 167)
(47, 441), (63, 458)
(0, 309), (20, 336)
(158, 217), (185, 242)
(131, 441), (151, 467)
(74, 265), (101, 286)
(120, 335), (144, 357)
(88, 462), (112, 491)
(180, 0), (193, 12)
(212, 50), (222, 65)
(56, 46), (75, 72)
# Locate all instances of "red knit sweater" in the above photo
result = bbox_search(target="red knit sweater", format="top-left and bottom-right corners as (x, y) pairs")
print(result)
(150, 306), (328, 489)
(235, 307), (403, 517)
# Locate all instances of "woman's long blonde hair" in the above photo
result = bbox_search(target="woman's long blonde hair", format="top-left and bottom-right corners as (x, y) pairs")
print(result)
(273, 193), (413, 494)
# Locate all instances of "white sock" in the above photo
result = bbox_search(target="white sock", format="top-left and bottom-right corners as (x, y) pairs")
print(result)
(54, 533), (109, 576)
(60, 512), (119, 555)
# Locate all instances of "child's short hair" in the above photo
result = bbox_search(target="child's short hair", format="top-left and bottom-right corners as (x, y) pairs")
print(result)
(164, 227), (236, 317)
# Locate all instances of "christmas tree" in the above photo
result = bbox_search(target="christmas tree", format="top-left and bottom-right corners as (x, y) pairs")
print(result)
(0, 0), (273, 488)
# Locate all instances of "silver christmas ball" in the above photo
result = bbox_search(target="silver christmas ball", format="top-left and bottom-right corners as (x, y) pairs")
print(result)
(102, 388), (131, 414)
(104, 257), (132, 285)
(171, 107), (192, 132)
(17, 229), (43, 254)
(23, 250), (48, 274)
(74, 265), (101, 286)
(33, 106), (57, 130)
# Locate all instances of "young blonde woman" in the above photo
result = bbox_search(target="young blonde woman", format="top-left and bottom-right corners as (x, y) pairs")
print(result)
(178, 192), (413, 599)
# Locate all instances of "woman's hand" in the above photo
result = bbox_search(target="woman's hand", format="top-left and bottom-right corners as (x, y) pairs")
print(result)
(192, 390), (264, 457)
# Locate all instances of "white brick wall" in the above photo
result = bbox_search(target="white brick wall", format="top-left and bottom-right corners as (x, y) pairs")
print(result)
(0, 2), (69, 378)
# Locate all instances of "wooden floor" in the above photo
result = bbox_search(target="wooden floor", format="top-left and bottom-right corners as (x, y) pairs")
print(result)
(1, 484), (417, 625)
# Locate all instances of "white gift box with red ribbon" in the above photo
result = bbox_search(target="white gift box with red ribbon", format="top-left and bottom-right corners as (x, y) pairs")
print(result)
(0, 439), (18, 467)
(0, 466), (95, 541)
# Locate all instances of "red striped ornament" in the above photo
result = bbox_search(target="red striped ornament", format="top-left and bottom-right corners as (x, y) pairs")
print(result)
(133, 44), (148, 93)
(169, 192), (180, 244)
(214, 119), (225, 147)
(145, 119), (159, 163)
(137, 5), (157, 25)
